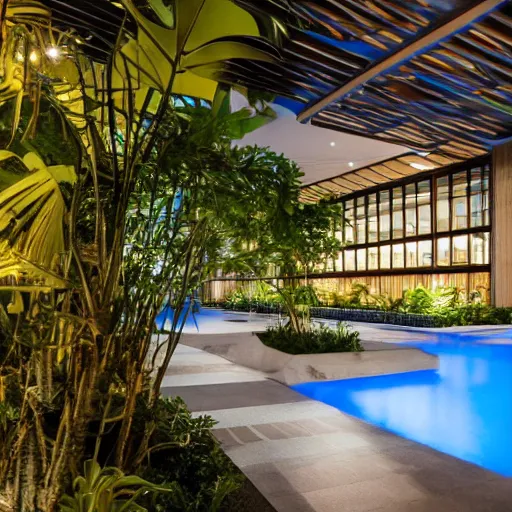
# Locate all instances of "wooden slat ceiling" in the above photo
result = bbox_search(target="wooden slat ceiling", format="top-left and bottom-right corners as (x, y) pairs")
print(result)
(229, 1), (512, 201)
(31, 1), (512, 181)
(299, 152), (462, 203)
(233, 0), (482, 106)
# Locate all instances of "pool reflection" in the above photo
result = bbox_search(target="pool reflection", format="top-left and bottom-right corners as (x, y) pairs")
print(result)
(293, 335), (512, 475)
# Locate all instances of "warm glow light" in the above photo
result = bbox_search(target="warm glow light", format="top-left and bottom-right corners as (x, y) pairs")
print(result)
(349, 162), (354, 167)
(29, 51), (38, 63)
(47, 47), (60, 58)
(410, 163), (434, 171)
(330, 141), (336, 147)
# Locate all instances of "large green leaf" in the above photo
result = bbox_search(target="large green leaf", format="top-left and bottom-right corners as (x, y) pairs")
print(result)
(119, 0), (281, 101)
(0, 151), (75, 286)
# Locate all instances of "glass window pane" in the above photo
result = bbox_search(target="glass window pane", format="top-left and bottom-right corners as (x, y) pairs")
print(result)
(483, 164), (490, 226)
(368, 247), (379, 270)
(437, 237), (450, 266)
(436, 176), (450, 232)
(406, 242), (417, 268)
(334, 251), (343, 272)
(357, 248), (367, 271)
(418, 240), (433, 267)
(417, 180), (431, 235)
(405, 183), (417, 237)
(471, 233), (485, 265)
(392, 188), (403, 239)
(392, 244), (405, 268)
(368, 194), (378, 243)
(356, 197), (366, 244)
(344, 200), (355, 244)
(452, 171), (468, 230)
(470, 168), (483, 228)
(380, 245), (391, 270)
(379, 190), (391, 241)
(345, 249), (355, 271)
(453, 235), (469, 265)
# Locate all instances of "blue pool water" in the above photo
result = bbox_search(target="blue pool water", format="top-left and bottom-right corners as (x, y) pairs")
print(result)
(293, 333), (512, 476)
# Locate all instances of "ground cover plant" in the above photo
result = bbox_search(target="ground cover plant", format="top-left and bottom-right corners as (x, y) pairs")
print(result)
(258, 322), (363, 355)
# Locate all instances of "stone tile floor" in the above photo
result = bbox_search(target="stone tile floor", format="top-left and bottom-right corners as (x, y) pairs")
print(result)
(161, 333), (512, 512)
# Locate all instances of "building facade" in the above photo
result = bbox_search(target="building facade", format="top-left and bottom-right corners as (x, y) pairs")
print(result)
(204, 155), (494, 304)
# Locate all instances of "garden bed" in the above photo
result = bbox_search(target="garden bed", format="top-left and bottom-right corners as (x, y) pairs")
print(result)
(204, 303), (439, 328)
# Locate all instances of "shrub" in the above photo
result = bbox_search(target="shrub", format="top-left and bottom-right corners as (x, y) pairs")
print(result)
(134, 397), (243, 512)
(259, 323), (363, 355)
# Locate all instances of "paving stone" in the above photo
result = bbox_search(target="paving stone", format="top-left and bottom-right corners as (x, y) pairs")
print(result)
(272, 421), (314, 438)
(161, 379), (309, 412)
(213, 428), (241, 447)
(295, 418), (341, 435)
(201, 401), (339, 429)
(225, 436), (336, 468)
(229, 426), (264, 444)
(252, 423), (291, 440)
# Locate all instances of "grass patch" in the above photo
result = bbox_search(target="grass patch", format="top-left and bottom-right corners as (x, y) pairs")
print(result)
(258, 323), (363, 355)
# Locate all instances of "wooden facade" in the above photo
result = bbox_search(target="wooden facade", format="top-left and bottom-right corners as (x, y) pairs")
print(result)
(202, 271), (491, 305)
(492, 141), (512, 307)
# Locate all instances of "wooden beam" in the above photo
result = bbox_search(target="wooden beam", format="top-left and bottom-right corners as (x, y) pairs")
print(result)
(297, 0), (507, 123)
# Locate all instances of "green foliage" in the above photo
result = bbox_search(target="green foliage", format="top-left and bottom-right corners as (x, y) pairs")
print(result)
(259, 322), (363, 355)
(221, 282), (512, 327)
(134, 397), (243, 512)
(59, 460), (171, 512)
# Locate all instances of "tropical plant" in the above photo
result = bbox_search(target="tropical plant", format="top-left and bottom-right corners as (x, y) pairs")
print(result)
(58, 460), (171, 512)
(0, 0), (289, 510)
(259, 322), (363, 355)
(135, 398), (243, 512)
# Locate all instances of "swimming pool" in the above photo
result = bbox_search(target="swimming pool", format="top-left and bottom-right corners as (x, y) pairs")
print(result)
(293, 332), (512, 476)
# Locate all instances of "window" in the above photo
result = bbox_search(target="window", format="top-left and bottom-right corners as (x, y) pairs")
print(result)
(379, 190), (391, 241)
(368, 247), (379, 270)
(356, 197), (366, 244)
(437, 237), (450, 266)
(344, 200), (355, 244)
(418, 240), (433, 267)
(417, 180), (431, 235)
(368, 194), (378, 243)
(380, 245), (391, 269)
(357, 248), (367, 271)
(405, 184), (417, 236)
(345, 249), (356, 271)
(334, 159), (490, 277)
(406, 242), (417, 268)
(437, 176), (450, 232)
(453, 235), (469, 265)
(392, 244), (405, 268)
(452, 171), (468, 230)
(392, 187), (403, 239)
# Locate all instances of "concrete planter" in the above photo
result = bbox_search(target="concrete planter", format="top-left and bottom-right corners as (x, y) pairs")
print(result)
(180, 331), (438, 386)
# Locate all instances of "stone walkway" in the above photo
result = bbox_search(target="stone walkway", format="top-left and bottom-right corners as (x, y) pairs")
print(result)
(162, 339), (512, 512)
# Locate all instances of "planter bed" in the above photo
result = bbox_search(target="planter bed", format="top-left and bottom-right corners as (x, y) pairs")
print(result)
(203, 303), (438, 328)
(178, 332), (438, 386)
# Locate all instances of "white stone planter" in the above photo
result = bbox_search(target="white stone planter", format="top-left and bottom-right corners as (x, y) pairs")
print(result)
(180, 332), (438, 386)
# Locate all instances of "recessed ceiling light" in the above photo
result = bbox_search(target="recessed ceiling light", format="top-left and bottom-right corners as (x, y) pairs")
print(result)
(349, 162), (354, 167)
(410, 163), (434, 171)
(330, 142), (336, 147)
